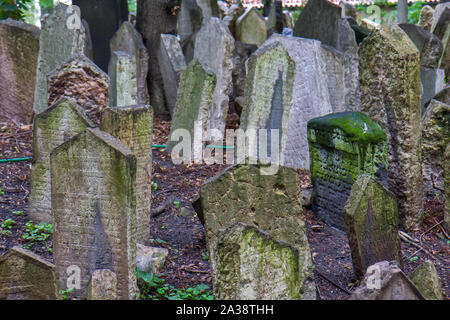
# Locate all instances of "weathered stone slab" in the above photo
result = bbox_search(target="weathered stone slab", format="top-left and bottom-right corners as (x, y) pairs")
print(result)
(359, 23), (423, 231)
(421, 68), (446, 111)
(266, 0), (283, 37)
(222, 0), (245, 40)
(231, 41), (257, 102)
(432, 7), (450, 79)
(0, 247), (57, 300)
(136, 244), (169, 274)
(215, 223), (303, 300)
(307, 112), (388, 231)
(344, 175), (402, 278)
(0, 19), (39, 124)
(108, 51), (138, 107)
(350, 261), (425, 300)
(100, 105), (153, 244)
(34, 3), (91, 115)
(47, 54), (110, 125)
(51, 128), (137, 300)
(445, 143), (450, 233)
(418, 5), (434, 32)
(193, 164), (316, 300)
(421, 99), (450, 197)
(194, 17), (235, 140)
(409, 260), (443, 300)
(87, 269), (117, 300)
(197, 0), (219, 21)
(158, 34), (187, 116)
(432, 84), (450, 105)
(431, 3), (450, 36)
(29, 98), (95, 224)
(235, 8), (267, 47)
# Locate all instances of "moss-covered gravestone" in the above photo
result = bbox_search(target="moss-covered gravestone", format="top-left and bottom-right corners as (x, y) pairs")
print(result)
(344, 175), (402, 278)
(87, 269), (118, 300)
(100, 105), (153, 244)
(0, 247), (57, 300)
(51, 128), (137, 300)
(445, 143), (450, 233)
(432, 6), (450, 79)
(215, 223), (302, 300)
(409, 260), (443, 300)
(359, 23), (423, 231)
(29, 98), (95, 224)
(235, 8), (267, 47)
(108, 51), (138, 107)
(193, 164), (315, 300)
(307, 111), (388, 231)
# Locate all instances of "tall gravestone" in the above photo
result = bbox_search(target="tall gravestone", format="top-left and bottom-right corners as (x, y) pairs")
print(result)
(51, 128), (137, 300)
(29, 98), (95, 224)
(193, 164), (316, 300)
(235, 8), (267, 47)
(177, 0), (203, 64)
(307, 112), (388, 231)
(0, 19), (40, 124)
(108, 51), (138, 107)
(432, 7), (450, 79)
(47, 54), (109, 125)
(359, 24), (423, 231)
(445, 143), (450, 233)
(344, 175), (402, 278)
(100, 105), (153, 244)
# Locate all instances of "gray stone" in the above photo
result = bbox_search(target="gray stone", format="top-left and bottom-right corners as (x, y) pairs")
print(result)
(433, 84), (450, 105)
(0, 19), (39, 124)
(235, 8), (267, 47)
(222, 1), (245, 39)
(359, 24), (423, 232)
(409, 260), (443, 300)
(397, 0), (408, 24)
(29, 98), (95, 224)
(87, 269), (117, 300)
(51, 128), (137, 300)
(197, 0), (220, 21)
(418, 5), (435, 32)
(231, 41), (257, 101)
(108, 51), (138, 107)
(432, 7), (450, 79)
(158, 34), (187, 116)
(0, 247), (57, 300)
(266, 0), (283, 37)
(445, 143), (450, 233)
(344, 175), (402, 278)
(136, 244), (169, 274)
(431, 3), (450, 34)
(421, 68), (446, 112)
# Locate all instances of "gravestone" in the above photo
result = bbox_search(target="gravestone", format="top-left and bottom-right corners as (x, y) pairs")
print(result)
(0, 247), (57, 300)
(177, 0), (202, 63)
(136, 244), (169, 274)
(0, 19), (39, 124)
(108, 51), (138, 107)
(409, 260), (443, 300)
(100, 105), (153, 244)
(158, 34), (187, 116)
(359, 23), (423, 231)
(421, 99), (450, 197)
(51, 128), (137, 300)
(344, 175), (402, 278)
(307, 112), (388, 231)
(432, 7), (450, 79)
(197, 0), (219, 21)
(87, 269), (117, 300)
(266, 0), (283, 37)
(34, 3), (92, 115)
(445, 143), (450, 233)
(432, 84), (450, 105)
(431, 4), (450, 35)
(193, 164), (316, 300)
(418, 5), (434, 32)
(420, 68), (446, 111)
(194, 18), (235, 141)
(222, 0), (245, 40)
(110, 21), (150, 106)
(73, 0), (129, 72)
(29, 98), (95, 224)
(232, 41), (258, 103)
(47, 54), (110, 125)
(397, 0), (408, 24)
(350, 261), (425, 300)
(235, 8), (267, 47)
(214, 223), (303, 300)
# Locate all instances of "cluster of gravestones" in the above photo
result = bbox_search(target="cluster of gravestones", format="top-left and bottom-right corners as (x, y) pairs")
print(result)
(0, 0), (448, 300)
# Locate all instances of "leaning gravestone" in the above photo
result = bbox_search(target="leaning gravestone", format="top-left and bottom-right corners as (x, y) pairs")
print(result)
(409, 260), (443, 300)
(359, 23), (423, 231)
(100, 105), (153, 244)
(418, 5), (434, 32)
(194, 18), (235, 141)
(51, 128), (137, 300)
(47, 54), (110, 125)
(432, 7), (450, 79)
(177, 0), (203, 64)
(344, 175), (402, 278)
(215, 223), (303, 300)
(0, 19), (39, 124)
(28, 98), (95, 224)
(158, 34), (187, 116)
(307, 112), (388, 231)
(34, 3), (91, 115)
(193, 164), (316, 300)
(0, 247), (57, 300)
(421, 99), (450, 197)
(87, 269), (118, 300)
(108, 51), (138, 107)
(110, 21), (150, 106)
(420, 68), (446, 111)
(235, 8), (267, 47)
(445, 143), (450, 233)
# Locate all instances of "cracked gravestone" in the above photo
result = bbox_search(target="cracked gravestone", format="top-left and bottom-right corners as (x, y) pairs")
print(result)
(108, 51), (138, 107)
(235, 8), (267, 47)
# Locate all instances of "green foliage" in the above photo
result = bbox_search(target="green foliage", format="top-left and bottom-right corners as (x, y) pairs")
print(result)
(1, 218), (16, 236)
(60, 288), (73, 300)
(201, 251), (209, 261)
(289, 7), (303, 25)
(127, 0), (136, 14)
(151, 181), (158, 191)
(136, 270), (214, 300)
(408, 1), (423, 24)
(0, 0), (33, 21)
(22, 221), (52, 248)
(12, 210), (24, 216)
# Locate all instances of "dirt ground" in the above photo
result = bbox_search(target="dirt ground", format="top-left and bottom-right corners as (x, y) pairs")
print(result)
(0, 116), (448, 300)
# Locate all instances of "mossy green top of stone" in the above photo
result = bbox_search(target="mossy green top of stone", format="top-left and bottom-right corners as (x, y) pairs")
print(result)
(409, 260), (443, 300)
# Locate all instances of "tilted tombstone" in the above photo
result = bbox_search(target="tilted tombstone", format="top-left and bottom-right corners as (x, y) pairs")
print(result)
(0, 247), (58, 300)
(344, 175), (402, 278)
(47, 54), (110, 125)
(409, 260), (443, 300)
(307, 111), (388, 231)
(235, 8), (267, 47)
(214, 223), (304, 300)
(420, 68), (446, 112)
(158, 34), (187, 116)
(359, 24), (423, 232)
(0, 19), (40, 124)
(29, 98), (95, 224)
(193, 164), (316, 300)
(418, 5), (434, 32)
(445, 143), (450, 233)
(432, 7), (450, 79)
(87, 269), (118, 300)
(108, 51), (138, 107)
(177, 0), (203, 64)
(51, 128), (137, 300)
(100, 105), (153, 244)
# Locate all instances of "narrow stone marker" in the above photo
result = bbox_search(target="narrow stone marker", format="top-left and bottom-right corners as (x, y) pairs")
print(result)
(432, 6), (450, 79)
(51, 128), (137, 300)
(29, 98), (95, 224)
(100, 105), (153, 244)
(87, 269), (118, 300)
(409, 260), (443, 300)
(445, 143), (450, 233)
(108, 51), (138, 107)
(307, 111), (388, 231)
(344, 175), (402, 278)
(235, 8), (267, 47)
(418, 5), (434, 32)
(215, 223), (302, 300)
